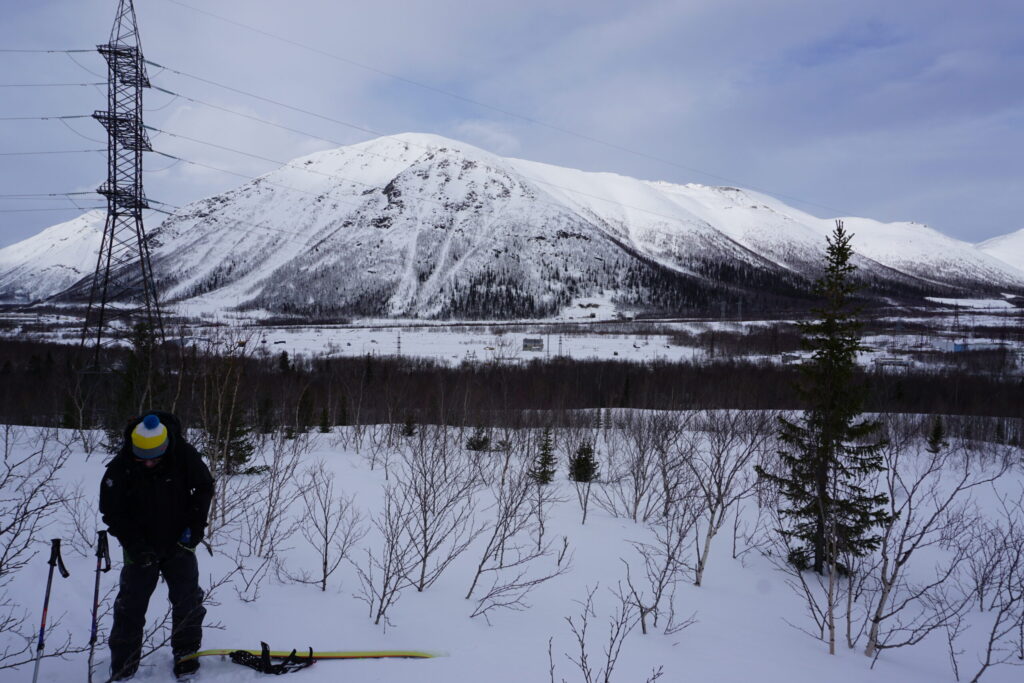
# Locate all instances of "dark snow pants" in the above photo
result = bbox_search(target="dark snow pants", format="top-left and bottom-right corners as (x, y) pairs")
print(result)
(108, 546), (206, 679)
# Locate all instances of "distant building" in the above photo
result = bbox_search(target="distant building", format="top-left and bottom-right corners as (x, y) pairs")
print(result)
(523, 338), (544, 352)
(873, 356), (911, 369)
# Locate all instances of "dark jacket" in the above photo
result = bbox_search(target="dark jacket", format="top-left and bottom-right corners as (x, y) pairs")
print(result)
(99, 411), (214, 556)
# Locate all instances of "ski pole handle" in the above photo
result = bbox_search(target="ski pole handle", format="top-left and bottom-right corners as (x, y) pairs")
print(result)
(97, 530), (111, 572)
(48, 538), (70, 578)
(33, 539), (69, 683)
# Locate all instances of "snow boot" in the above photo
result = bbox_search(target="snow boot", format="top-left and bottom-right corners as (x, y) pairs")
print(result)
(173, 653), (200, 678)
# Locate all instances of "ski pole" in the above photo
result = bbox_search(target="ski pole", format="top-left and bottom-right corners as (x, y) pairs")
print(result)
(31, 538), (70, 683)
(87, 531), (112, 683)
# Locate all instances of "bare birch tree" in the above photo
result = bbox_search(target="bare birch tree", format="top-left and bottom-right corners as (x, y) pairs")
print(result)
(862, 433), (1008, 658)
(398, 426), (479, 592)
(352, 482), (417, 627)
(286, 462), (367, 591)
(687, 410), (770, 586)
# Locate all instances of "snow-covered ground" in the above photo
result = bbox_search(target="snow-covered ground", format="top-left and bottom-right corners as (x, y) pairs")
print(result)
(2, 420), (1022, 683)
(3, 297), (1022, 373)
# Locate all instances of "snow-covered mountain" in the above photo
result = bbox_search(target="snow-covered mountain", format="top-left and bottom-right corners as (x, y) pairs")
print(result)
(978, 228), (1024, 275)
(0, 210), (105, 302)
(3, 134), (1023, 317)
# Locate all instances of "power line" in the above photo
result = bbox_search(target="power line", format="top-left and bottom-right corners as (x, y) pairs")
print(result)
(0, 149), (104, 156)
(0, 192), (97, 198)
(0, 206), (105, 213)
(156, 0), (564, 128)
(146, 60), (381, 139)
(0, 114), (92, 121)
(150, 84), (347, 147)
(156, 0), (851, 217)
(0, 82), (105, 87)
(57, 118), (107, 144)
(145, 64), (850, 231)
(0, 49), (93, 53)
(64, 52), (107, 80)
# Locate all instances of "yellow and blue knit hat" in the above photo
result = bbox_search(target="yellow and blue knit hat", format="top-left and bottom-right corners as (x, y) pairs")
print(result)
(131, 414), (169, 459)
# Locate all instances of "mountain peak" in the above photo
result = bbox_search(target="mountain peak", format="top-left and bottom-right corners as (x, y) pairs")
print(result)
(4, 135), (1024, 313)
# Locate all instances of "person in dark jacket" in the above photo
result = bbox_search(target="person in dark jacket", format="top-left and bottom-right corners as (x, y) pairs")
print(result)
(100, 411), (214, 680)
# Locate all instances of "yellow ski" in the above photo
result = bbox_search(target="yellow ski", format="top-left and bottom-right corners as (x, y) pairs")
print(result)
(180, 648), (441, 662)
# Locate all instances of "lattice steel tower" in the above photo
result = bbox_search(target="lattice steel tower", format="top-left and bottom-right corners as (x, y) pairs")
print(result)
(81, 0), (163, 360)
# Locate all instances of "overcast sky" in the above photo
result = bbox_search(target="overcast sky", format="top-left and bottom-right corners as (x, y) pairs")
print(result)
(1, 0), (1022, 248)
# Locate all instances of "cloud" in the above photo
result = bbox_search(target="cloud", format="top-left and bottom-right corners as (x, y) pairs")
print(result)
(451, 120), (521, 155)
(1, 0), (1022, 248)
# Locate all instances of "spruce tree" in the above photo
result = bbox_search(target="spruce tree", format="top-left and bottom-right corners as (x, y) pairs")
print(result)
(222, 419), (256, 474)
(400, 413), (417, 437)
(925, 415), (947, 454)
(568, 440), (599, 524)
(756, 221), (891, 574)
(318, 406), (331, 434)
(465, 426), (490, 451)
(568, 440), (599, 483)
(530, 427), (557, 485)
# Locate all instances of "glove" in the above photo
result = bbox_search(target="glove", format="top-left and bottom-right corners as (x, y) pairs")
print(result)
(178, 528), (202, 552)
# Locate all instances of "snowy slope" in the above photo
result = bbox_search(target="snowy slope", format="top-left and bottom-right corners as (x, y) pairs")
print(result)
(0, 210), (104, 302)
(4, 134), (1024, 315)
(2, 423), (1022, 683)
(977, 228), (1024, 274)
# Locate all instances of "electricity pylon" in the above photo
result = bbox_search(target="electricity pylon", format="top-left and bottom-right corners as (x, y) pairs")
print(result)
(80, 0), (164, 365)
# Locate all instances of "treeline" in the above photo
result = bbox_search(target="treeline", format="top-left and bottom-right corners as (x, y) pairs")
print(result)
(0, 337), (1020, 439)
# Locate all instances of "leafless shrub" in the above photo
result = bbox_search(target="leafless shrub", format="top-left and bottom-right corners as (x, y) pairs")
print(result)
(469, 539), (571, 625)
(363, 424), (396, 477)
(284, 462), (367, 592)
(0, 427), (71, 580)
(730, 500), (773, 564)
(466, 451), (567, 622)
(59, 482), (99, 560)
(621, 501), (699, 635)
(596, 413), (681, 523)
(861, 432), (1007, 659)
(954, 488), (1024, 683)
(397, 426), (479, 592)
(687, 410), (771, 586)
(549, 584), (666, 683)
(0, 427), (76, 669)
(352, 483), (417, 627)
(229, 431), (305, 602)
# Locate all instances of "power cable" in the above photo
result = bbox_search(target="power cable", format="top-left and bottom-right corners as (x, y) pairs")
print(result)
(0, 82), (105, 87)
(150, 84), (347, 146)
(0, 114), (91, 121)
(57, 118), (107, 144)
(0, 206), (106, 213)
(0, 49), (93, 53)
(64, 52), (107, 80)
(145, 92), (181, 112)
(145, 73), (837, 235)
(147, 156), (183, 172)
(150, 150), (358, 237)
(146, 61), (380, 139)
(0, 192), (97, 198)
(0, 149), (103, 156)
(156, 0), (851, 216)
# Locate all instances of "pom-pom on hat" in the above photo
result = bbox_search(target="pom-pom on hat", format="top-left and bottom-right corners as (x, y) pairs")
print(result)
(132, 414), (169, 459)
